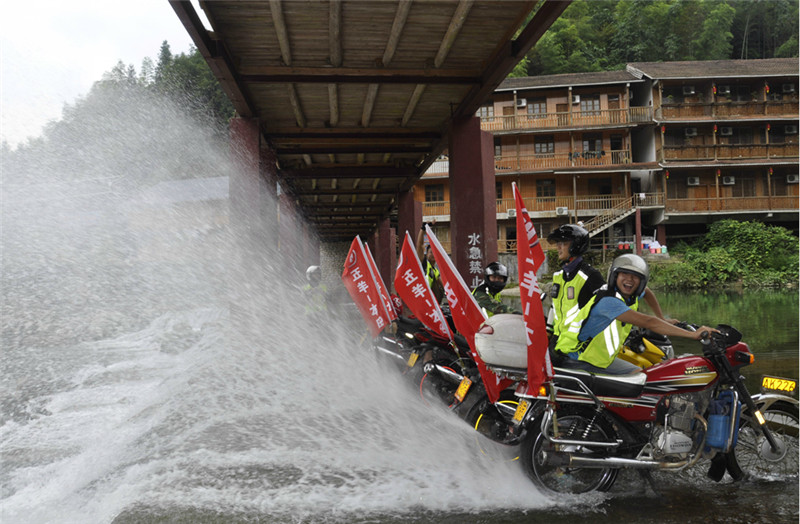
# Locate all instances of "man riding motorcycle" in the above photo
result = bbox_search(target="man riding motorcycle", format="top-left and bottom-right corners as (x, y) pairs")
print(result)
(472, 262), (520, 317)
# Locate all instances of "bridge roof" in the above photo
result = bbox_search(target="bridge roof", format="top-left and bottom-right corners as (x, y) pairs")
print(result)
(170, 0), (568, 241)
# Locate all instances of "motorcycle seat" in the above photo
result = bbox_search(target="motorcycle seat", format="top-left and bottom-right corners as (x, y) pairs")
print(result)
(552, 362), (647, 398)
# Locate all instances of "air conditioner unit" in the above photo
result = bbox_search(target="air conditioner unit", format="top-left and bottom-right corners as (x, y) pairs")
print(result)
(782, 84), (795, 94)
(787, 174), (800, 184)
(722, 176), (736, 186)
(555, 207), (569, 216)
(687, 177), (700, 186)
(785, 125), (798, 135)
(571, 95), (580, 104)
(507, 208), (517, 217)
(720, 126), (733, 136)
(516, 98), (527, 107)
(718, 85), (731, 96)
(682, 86), (696, 95)
(684, 127), (698, 137)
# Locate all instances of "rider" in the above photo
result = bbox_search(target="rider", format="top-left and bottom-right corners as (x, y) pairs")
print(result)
(472, 262), (521, 317)
(302, 265), (329, 315)
(554, 254), (715, 374)
(416, 222), (444, 304)
(546, 224), (605, 346)
(547, 224), (678, 348)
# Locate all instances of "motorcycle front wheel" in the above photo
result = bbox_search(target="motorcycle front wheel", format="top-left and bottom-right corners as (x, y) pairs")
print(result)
(728, 399), (799, 480)
(521, 405), (619, 494)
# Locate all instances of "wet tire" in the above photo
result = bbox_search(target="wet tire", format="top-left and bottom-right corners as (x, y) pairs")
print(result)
(727, 400), (799, 480)
(520, 405), (619, 494)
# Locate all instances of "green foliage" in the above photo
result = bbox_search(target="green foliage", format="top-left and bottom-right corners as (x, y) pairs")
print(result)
(521, 0), (799, 76)
(648, 220), (799, 290)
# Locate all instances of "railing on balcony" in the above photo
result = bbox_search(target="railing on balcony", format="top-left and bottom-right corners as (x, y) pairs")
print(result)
(480, 107), (653, 132)
(663, 142), (799, 161)
(659, 100), (799, 119)
(666, 195), (799, 213)
(495, 149), (631, 172)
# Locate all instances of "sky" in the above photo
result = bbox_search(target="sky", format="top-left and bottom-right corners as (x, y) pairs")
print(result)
(1, 0), (199, 148)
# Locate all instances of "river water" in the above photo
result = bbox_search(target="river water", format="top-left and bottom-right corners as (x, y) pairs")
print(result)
(2, 91), (797, 523)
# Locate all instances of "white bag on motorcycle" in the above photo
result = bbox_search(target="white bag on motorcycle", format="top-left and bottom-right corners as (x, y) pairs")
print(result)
(474, 314), (528, 368)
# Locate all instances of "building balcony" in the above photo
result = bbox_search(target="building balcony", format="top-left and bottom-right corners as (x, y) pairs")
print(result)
(495, 149), (632, 173)
(665, 195), (799, 213)
(663, 142), (799, 162)
(480, 107), (652, 132)
(658, 100), (799, 121)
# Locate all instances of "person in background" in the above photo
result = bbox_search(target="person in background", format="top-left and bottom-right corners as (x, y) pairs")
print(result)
(472, 262), (521, 317)
(416, 222), (444, 304)
(303, 265), (329, 316)
(554, 254), (715, 374)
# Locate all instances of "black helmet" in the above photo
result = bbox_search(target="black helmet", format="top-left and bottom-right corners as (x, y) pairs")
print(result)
(547, 224), (589, 258)
(608, 254), (649, 298)
(484, 262), (509, 294)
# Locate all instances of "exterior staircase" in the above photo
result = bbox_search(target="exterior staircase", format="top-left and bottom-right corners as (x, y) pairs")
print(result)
(582, 198), (636, 238)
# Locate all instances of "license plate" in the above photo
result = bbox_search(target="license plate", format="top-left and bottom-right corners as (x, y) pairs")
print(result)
(454, 377), (472, 402)
(761, 375), (797, 395)
(406, 351), (419, 367)
(513, 399), (529, 423)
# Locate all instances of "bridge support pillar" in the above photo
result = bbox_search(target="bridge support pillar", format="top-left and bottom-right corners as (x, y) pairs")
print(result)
(367, 218), (396, 292)
(397, 190), (422, 246)
(449, 116), (497, 289)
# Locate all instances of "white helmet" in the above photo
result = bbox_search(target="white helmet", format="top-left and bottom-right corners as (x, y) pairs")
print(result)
(306, 265), (321, 282)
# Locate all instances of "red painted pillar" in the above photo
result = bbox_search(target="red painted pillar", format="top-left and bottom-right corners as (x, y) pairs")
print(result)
(397, 190), (422, 246)
(449, 116), (497, 289)
(373, 218), (395, 292)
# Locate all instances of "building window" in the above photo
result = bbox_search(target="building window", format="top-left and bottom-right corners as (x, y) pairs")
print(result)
(535, 135), (555, 156)
(425, 184), (444, 202)
(582, 133), (602, 152)
(477, 104), (495, 121)
(496, 182), (503, 200)
(580, 95), (601, 115)
(536, 178), (556, 199)
(527, 98), (546, 118)
(494, 137), (502, 157)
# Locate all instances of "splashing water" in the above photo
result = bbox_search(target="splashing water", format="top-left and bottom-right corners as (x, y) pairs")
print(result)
(0, 90), (558, 524)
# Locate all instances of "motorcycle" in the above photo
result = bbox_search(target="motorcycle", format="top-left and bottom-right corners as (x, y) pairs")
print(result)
(372, 315), (484, 411)
(472, 314), (799, 494)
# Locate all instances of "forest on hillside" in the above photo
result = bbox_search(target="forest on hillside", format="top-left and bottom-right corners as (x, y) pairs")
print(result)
(514, 0), (798, 76)
(3, 0), (797, 158)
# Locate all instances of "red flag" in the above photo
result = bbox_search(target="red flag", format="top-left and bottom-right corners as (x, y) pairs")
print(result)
(513, 185), (546, 272)
(394, 231), (452, 340)
(342, 236), (393, 337)
(425, 226), (513, 402)
(513, 182), (553, 393)
(364, 243), (398, 322)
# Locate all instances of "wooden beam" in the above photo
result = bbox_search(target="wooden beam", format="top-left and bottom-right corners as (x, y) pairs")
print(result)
(328, 0), (342, 126)
(239, 68), (480, 84)
(283, 166), (417, 178)
(169, 1), (256, 117)
(269, 0), (292, 66)
(275, 143), (431, 154)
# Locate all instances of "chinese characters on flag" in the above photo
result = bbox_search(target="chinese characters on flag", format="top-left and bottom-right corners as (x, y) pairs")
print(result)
(425, 225), (513, 403)
(342, 236), (394, 337)
(512, 182), (553, 394)
(364, 243), (398, 323)
(393, 232), (452, 340)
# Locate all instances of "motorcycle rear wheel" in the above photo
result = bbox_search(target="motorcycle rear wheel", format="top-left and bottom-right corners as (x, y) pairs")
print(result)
(728, 400), (799, 480)
(521, 405), (619, 494)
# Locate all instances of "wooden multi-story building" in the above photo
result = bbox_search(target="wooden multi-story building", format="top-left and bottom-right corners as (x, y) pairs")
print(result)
(413, 58), (799, 253)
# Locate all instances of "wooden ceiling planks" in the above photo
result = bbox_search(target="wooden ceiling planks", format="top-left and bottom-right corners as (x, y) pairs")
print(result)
(171, 0), (566, 241)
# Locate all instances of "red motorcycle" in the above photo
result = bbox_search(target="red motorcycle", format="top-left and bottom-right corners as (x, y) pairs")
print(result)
(473, 315), (799, 494)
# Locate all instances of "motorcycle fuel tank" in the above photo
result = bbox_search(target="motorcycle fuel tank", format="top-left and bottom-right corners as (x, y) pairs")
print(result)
(643, 355), (718, 393)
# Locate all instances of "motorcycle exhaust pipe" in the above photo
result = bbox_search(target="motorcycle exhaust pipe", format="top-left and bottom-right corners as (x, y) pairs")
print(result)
(374, 344), (409, 364)
(540, 451), (692, 471)
(423, 363), (465, 385)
